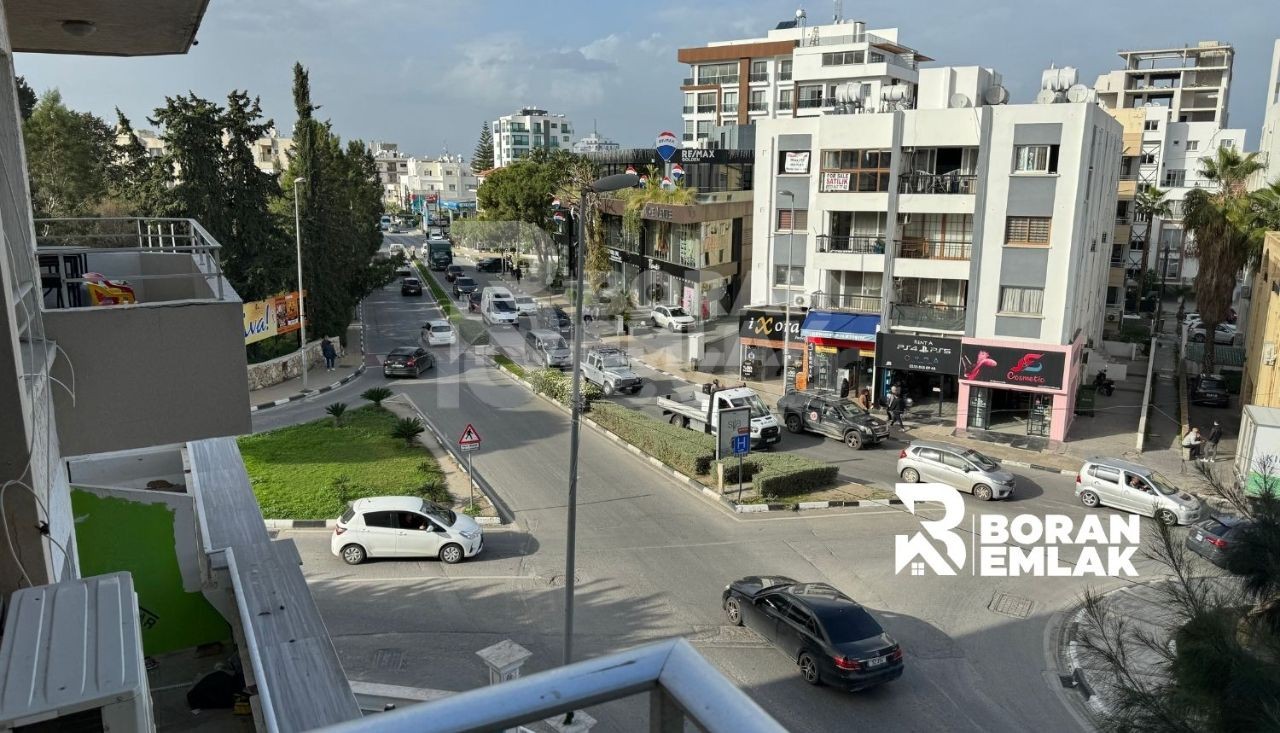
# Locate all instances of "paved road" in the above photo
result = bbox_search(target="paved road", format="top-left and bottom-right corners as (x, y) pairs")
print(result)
(257, 234), (1176, 731)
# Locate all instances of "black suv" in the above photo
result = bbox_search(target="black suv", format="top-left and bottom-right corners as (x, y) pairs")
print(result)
(476, 257), (503, 273)
(400, 277), (423, 296)
(1191, 374), (1229, 407)
(535, 306), (573, 336)
(452, 277), (477, 299)
(445, 265), (463, 283)
(777, 389), (889, 450)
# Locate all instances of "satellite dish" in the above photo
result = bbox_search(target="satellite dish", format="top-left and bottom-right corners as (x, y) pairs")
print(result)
(949, 93), (973, 108)
(1066, 84), (1090, 103)
(1035, 89), (1060, 105)
(983, 85), (1009, 105)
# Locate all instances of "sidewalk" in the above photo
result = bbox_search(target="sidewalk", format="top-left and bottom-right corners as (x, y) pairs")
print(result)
(248, 350), (367, 412)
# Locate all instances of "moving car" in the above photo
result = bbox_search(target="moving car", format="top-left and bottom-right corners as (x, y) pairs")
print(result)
(382, 345), (434, 378)
(394, 264), (413, 278)
(480, 286), (519, 326)
(1185, 515), (1252, 567)
(513, 293), (538, 316)
(722, 577), (903, 691)
(476, 257), (503, 273)
(331, 497), (483, 565)
(1191, 374), (1230, 407)
(421, 319), (455, 346)
(468, 290), (482, 312)
(650, 304), (695, 332)
(445, 264), (463, 283)
(452, 276), (478, 299)
(1190, 323), (1237, 344)
(777, 389), (889, 450)
(525, 329), (571, 368)
(400, 277), (423, 296)
(897, 440), (1015, 500)
(1075, 457), (1203, 525)
(535, 306), (573, 336)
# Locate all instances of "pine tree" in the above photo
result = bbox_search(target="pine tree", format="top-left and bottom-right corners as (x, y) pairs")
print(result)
(220, 90), (290, 300)
(15, 76), (37, 122)
(149, 93), (227, 234)
(473, 122), (494, 172)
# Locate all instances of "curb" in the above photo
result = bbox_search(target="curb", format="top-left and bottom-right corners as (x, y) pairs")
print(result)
(263, 515), (504, 529)
(250, 365), (368, 412)
(1000, 459), (1080, 477)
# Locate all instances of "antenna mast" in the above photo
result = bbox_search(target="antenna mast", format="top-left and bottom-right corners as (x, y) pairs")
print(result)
(833, 0), (842, 23)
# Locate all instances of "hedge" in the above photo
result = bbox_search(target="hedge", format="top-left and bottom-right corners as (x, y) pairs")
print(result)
(528, 368), (603, 406)
(717, 452), (838, 498)
(589, 402), (715, 476)
(494, 354), (526, 379)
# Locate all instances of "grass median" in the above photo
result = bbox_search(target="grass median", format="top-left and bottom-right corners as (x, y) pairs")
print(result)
(238, 405), (446, 519)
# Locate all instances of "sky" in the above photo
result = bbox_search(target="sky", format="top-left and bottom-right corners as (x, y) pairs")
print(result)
(15, 0), (1280, 160)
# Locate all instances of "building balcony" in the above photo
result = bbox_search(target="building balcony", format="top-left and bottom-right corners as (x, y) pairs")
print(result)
(696, 105), (716, 114)
(748, 101), (769, 112)
(722, 104), (738, 113)
(895, 238), (971, 260)
(683, 133), (695, 142)
(897, 172), (977, 195)
(812, 290), (882, 313)
(749, 72), (769, 82)
(891, 302), (966, 332)
(779, 71), (792, 81)
(35, 217), (249, 457)
(797, 97), (825, 109)
(682, 76), (696, 85)
(817, 234), (886, 254)
(682, 105), (695, 114)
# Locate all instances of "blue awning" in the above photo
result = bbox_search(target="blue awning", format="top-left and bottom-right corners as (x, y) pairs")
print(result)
(801, 311), (880, 342)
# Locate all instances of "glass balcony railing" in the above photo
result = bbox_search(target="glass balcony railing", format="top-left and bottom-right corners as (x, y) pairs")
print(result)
(696, 105), (716, 113)
(894, 238), (972, 260)
(749, 72), (769, 82)
(897, 172), (977, 195)
(817, 234), (886, 254)
(797, 97), (825, 109)
(682, 76), (696, 85)
(748, 101), (769, 112)
(682, 105), (694, 114)
(812, 291), (882, 313)
(722, 104), (738, 113)
(891, 302), (966, 331)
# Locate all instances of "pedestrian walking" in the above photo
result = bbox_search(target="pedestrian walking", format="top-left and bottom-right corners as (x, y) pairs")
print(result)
(514, 266), (523, 285)
(887, 386), (906, 429)
(1182, 426), (1204, 462)
(858, 388), (871, 412)
(1206, 421), (1223, 462)
(321, 337), (337, 371)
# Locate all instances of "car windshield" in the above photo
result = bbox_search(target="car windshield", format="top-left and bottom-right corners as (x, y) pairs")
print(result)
(730, 394), (770, 418)
(1147, 472), (1179, 496)
(549, 338), (569, 350)
(457, 278), (474, 287)
(668, 307), (688, 317)
(516, 297), (534, 305)
(1200, 377), (1225, 389)
(431, 325), (452, 333)
(819, 607), (884, 644)
(494, 300), (515, 312)
(602, 354), (628, 368)
(834, 399), (867, 417)
(421, 501), (457, 527)
(963, 450), (1000, 471)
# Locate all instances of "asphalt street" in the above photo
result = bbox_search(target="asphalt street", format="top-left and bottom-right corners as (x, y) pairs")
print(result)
(257, 232), (1168, 732)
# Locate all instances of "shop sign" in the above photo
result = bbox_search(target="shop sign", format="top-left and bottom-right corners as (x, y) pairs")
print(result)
(783, 151), (810, 174)
(822, 172), (851, 192)
(609, 250), (622, 264)
(875, 333), (961, 374)
(642, 205), (675, 220)
(647, 257), (661, 271)
(739, 309), (802, 343)
(678, 148), (720, 163)
(959, 344), (1067, 391)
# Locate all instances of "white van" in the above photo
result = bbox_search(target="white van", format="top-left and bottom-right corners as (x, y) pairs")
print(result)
(480, 286), (518, 326)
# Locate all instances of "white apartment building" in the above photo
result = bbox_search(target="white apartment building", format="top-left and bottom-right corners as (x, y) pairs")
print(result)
(750, 55), (1120, 444)
(395, 154), (479, 208)
(1094, 42), (1234, 126)
(123, 127), (294, 176)
(572, 128), (621, 154)
(492, 106), (575, 167)
(1254, 39), (1280, 189)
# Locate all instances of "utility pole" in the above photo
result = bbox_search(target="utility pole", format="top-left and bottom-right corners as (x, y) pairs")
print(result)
(780, 190), (796, 392)
(1154, 241), (1171, 337)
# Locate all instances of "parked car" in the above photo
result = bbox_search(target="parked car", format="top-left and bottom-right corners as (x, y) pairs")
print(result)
(513, 293), (538, 317)
(1191, 374), (1230, 407)
(1190, 323), (1237, 344)
(388, 243), (406, 259)
(452, 276), (477, 299)
(1075, 458), (1203, 525)
(421, 319), (455, 347)
(525, 329), (571, 368)
(331, 497), (483, 565)
(400, 277), (423, 296)
(476, 257), (503, 273)
(777, 389), (889, 450)
(535, 306), (573, 336)
(1185, 515), (1253, 567)
(582, 347), (644, 395)
(897, 440), (1015, 500)
(722, 577), (903, 691)
(445, 264), (463, 283)
(650, 304), (695, 332)
(382, 345), (434, 378)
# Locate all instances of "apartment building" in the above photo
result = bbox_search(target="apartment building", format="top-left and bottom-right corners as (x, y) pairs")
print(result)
(572, 128), (621, 154)
(124, 127), (294, 176)
(1094, 41), (1235, 126)
(394, 154), (480, 213)
(1255, 40), (1280, 189)
(1242, 231), (1280, 406)
(750, 57), (1120, 443)
(492, 106), (575, 167)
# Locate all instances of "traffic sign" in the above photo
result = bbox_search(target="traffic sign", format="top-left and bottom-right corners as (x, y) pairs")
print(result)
(458, 423), (482, 452)
(732, 434), (751, 457)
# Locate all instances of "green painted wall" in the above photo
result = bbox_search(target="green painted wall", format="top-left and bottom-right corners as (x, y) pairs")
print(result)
(71, 489), (230, 655)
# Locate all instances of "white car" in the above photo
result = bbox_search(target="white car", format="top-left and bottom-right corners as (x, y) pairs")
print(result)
(650, 305), (696, 332)
(331, 497), (483, 565)
(388, 243), (405, 259)
(513, 294), (538, 316)
(1190, 323), (1237, 345)
(422, 319), (456, 346)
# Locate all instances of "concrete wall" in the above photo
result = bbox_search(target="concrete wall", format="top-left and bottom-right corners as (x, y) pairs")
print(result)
(246, 337), (347, 390)
(44, 299), (251, 456)
(66, 444), (186, 489)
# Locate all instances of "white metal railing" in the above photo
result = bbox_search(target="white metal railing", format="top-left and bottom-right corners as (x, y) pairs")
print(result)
(317, 638), (788, 733)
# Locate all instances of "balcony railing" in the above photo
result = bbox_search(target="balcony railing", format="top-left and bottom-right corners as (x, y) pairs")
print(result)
(891, 302), (966, 331)
(682, 105), (694, 114)
(1115, 216), (1130, 225)
(817, 234), (886, 254)
(811, 291), (882, 313)
(722, 104), (738, 113)
(696, 105), (716, 113)
(895, 238), (972, 260)
(779, 71), (792, 81)
(748, 101), (769, 112)
(700, 75), (738, 85)
(897, 172), (977, 195)
(797, 97), (825, 109)
(749, 72), (769, 82)
(682, 76), (696, 85)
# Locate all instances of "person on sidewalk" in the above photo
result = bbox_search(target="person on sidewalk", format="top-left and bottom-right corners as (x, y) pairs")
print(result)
(514, 266), (522, 286)
(887, 385), (906, 429)
(321, 337), (337, 372)
(858, 388), (871, 412)
(1206, 422), (1223, 462)
(1182, 426), (1204, 462)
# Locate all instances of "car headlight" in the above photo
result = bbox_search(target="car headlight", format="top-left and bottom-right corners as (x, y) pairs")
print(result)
(460, 529), (481, 540)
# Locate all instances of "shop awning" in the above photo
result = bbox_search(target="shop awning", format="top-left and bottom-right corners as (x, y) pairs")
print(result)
(801, 311), (880, 342)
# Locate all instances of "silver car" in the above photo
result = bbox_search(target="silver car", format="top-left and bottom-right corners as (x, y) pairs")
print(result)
(896, 440), (1015, 501)
(1075, 458), (1202, 526)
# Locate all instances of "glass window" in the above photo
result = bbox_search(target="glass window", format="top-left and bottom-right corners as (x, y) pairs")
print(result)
(819, 607), (883, 643)
(1091, 465), (1121, 483)
(776, 209), (808, 230)
(941, 452), (970, 470)
(1186, 140), (1199, 151)
(696, 120), (712, 138)
(751, 60), (767, 74)
(999, 286), (1044, 315)
(1013, 145), (1059, 173)
(779, 59), (793, 80)
(778, 89), (793, 106)
(1005, 216), (1051, 245)
(820, 149), (891, 191)
(1163, 169), (1186, 187)
(821, 50), (865, 66)
(774, 265), (804, 286)
(1144, 120), (1159, 131)
(363, 511), (395, 528)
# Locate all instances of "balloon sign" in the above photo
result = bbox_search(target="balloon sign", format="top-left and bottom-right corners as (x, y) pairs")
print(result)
(625, 165), (637, 176)
(670, 164), (685, 180)
(655, 131), (680, 163)
(660, 176), (675, 190)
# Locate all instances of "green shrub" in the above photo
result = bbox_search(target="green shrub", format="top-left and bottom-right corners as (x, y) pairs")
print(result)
(391, 417), (426, 446)
(361, 387), (393, 408)
(452, 317), (490, 346)
(589, 402), (715, 476)
(325, 402), (348, 427)
(748, 453), (839, 498)
(528, 368), (602, 406)
(494, 354), (526, 379)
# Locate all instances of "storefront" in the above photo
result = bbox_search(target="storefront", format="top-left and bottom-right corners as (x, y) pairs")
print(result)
(874, 332), (962, 411)
(799, 311), (880, 395)
(955, 340), (1081, 442)
(738, 307), (805, 382)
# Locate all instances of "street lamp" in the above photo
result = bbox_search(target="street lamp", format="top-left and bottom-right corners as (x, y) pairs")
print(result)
(564, 172), (640, 675)
(293, 176), (310, 391)
(780, 189), (796, 392)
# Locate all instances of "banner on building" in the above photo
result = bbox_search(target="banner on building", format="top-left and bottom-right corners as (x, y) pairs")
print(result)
(959, 343), (1067, 391)
(783, 151), (810, 174)
(822, 172), (851, 192)
(875, 333), (962, 374)
(243, 291), (305, 345)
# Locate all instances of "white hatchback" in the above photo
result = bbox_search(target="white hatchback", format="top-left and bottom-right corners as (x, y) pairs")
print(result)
(422, 319), (456, 346)
(513, 294), (538, 316)
(331, 497), (483, 565)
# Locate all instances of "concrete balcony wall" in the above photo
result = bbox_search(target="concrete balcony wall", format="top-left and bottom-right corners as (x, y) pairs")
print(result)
(814, 251), (885, 273)
(893, 257), (969, 280)
(79, 250), (216, 303)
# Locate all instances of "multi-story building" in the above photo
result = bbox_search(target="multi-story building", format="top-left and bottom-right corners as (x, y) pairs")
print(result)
(1093, 41), (1235, 126)
(123, 127), (294, 176)
(491, 106), (575, 167)
(1242, 231), (1280, 406)
(394, 154), (479, 219)
(745, 37), (1119, 442)
(1254, 40), (1280, 190)
(572, 127), (621, 154)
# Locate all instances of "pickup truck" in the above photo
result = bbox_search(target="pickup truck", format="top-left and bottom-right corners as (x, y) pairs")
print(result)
(776, 389), (888, 450)
(581, 347), (643, 395)
(657, 384), (781, 449)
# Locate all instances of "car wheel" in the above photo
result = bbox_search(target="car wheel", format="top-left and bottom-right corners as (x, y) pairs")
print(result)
(1156, 509), (1178, 526)
(340, 544), (366, 565)
(798, 653), (822, 686)
(439, 543), (464, 564)
(900, 467), (920, 483)
(669, 414), (689, 428)
(974, 484), (993, 501)
(785, 414), (803, 433)
(650, 317), (658, 327)
(844, 431), (864, 450)
(724, 597), (743, 626)
(603, 381), (615, 396)
(1080, 490), (1100, 508)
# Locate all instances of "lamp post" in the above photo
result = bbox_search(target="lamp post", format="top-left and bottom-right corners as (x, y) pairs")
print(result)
(564, 173), (640, 676)
(292, 176), (311, 391)
(780, 190), (796, 392)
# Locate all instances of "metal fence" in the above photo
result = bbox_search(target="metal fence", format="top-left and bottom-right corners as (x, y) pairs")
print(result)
(811, 291), (882, 313)
(817, 234), (885, 254)
(891, 302), (966, 331)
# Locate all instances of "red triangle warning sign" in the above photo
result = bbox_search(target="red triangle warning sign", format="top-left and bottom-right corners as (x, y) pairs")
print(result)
(458, 423), (482, 446)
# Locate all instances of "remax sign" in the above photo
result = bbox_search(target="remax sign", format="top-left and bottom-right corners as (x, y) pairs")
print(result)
(655, 131), (680, 162)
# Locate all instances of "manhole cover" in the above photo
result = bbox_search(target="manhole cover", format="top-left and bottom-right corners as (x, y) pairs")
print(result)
(989, 591), (1033, 618)
(548, 573), (584, 587)
(372, 648), (404, 671)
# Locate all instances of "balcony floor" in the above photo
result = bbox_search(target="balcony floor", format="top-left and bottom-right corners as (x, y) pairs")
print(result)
(150, 647), (255, 732)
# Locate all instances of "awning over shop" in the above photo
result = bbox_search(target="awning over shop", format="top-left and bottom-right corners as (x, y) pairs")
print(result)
(801, 311), (880, 342)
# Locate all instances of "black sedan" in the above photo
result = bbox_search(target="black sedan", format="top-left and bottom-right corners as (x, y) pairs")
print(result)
(1191, 374), (1230, 407)
(476, 257), (503, 273)
(723, 577), (903, 691)
(382, 346), (434, 378)
(452, 277), (477, 299)
(400, 277), (423, 296)
(1185, 515), (1253, 567)
(445, 265), (464, 283)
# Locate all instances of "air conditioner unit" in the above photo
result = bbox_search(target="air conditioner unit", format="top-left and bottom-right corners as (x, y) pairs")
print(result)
(1105, 312), (1120, 323)
(0, 573), (154, 733)
(794, 293), (810, 308)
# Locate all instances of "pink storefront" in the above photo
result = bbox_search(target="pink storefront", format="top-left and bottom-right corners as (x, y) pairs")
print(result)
(954, 337), (1084, 445)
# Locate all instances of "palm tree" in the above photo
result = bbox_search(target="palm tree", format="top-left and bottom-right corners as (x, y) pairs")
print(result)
(1183, 148), (1263, 374)
(391, 417), (425, 447)
(325, 402), (347, 427)
(1133, 185), (1172, 318)
(1252, 178), (1280, 232)
(361, 386), (392, 409)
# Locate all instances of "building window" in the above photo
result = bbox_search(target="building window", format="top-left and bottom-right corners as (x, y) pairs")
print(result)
(697, 92), (716, 113)
(750, 59), (768, 81)
(550, 122), (558, 129)
(1221, 139), (1236, 149)
(774, 265), (804, 286)
(778, 150), (810, 174)
(1186, 140), (1199, 151)
(778, 89), (793, 107)
(821, 50), (865, 66)
(1163, 169), (1186, 187)
(779, 59), (793, 81)
(749, 89), (766, 111)
(1141, 152), (1158, 164)
(1013, 144), (1059, 174)
(1005, 216), (1051, 245)
(999, 286), (1044, 315)
(722, 91), (738, 113)
(683, 120), (695, 141)
(696, 120), (712, 139)
(1144, 120), (1159, 131)
(776, 208), (808, 230)
(820, 149), (891, 192)
(562, 136), (569, 142)
(697, 62), (736, 84)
